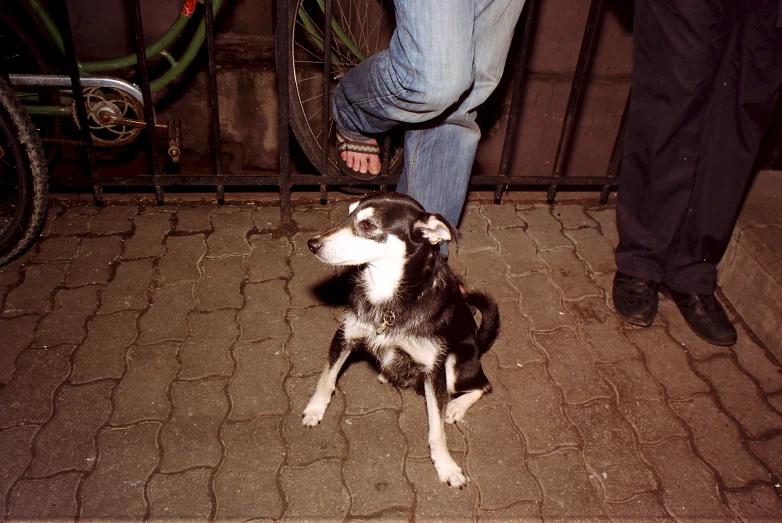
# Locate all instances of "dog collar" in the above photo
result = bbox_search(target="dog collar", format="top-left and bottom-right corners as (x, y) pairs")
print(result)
(376, 311), (396, 334)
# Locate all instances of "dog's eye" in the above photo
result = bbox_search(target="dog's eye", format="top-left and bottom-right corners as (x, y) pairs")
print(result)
(361, 220), (376, 231)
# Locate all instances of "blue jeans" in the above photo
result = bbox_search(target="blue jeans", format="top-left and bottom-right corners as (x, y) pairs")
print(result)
(332, 0), (526, 227)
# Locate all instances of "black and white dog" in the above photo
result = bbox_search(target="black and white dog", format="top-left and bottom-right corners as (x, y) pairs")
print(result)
(303, 192), (499, 488)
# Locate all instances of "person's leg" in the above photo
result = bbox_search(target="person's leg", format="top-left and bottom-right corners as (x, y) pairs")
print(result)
(397, 0), (525, 226)
(614, 0), (732, 283)
(331, 0), (477, 176)
(664, 0), (782, 294)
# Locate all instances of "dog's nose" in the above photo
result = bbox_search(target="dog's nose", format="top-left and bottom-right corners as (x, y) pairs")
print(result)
(307, 238), (322, 253)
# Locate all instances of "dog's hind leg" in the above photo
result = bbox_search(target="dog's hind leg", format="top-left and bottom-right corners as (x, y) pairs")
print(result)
(424, 376), (467, 487)
(302, 328), (352, 427)
(444, 354), (491, 424)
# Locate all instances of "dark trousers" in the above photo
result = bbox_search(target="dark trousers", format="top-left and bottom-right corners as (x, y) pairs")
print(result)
(615, 0), (782, 294)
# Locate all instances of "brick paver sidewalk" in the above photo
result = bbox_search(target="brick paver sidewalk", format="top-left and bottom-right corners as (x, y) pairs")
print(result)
(1, 197), (781, 521)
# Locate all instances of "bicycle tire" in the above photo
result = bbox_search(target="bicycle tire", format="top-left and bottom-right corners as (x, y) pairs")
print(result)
(0, 76), (48, 266)
(288, 0), (403, 180)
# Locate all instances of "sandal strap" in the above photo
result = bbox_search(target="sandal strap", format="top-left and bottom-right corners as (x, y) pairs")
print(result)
(337, 139), (381, 155)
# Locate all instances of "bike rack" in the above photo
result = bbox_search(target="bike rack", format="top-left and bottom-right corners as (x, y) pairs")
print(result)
(47, 0), (626, 226)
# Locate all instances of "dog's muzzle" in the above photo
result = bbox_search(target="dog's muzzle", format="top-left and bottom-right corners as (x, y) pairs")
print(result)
(307, 238), (322, 254)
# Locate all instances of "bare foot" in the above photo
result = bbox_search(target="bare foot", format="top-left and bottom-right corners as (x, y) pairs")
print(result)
(340, 137), (381, 175)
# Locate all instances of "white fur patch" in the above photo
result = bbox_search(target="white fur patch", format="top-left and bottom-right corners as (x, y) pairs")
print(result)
(445, 354), (457, 395)
(314, 228), (406, 269)
(342, 313), (440, 370)
(415, 215), (452, 245)
(355, 207), (374, 222)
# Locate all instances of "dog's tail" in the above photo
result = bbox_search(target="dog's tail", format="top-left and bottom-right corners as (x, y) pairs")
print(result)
(465, 291), (500, 354)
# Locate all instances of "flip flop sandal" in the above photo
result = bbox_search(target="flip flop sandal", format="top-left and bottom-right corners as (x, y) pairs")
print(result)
(336, 132), (382, 181)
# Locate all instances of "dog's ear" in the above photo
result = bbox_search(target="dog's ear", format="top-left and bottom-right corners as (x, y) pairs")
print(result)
(348, 200), (361, 215)
(413, 213), (460, 245)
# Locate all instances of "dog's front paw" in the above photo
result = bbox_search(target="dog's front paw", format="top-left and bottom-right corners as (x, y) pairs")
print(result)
(434, 458), (467, 488)
(302, 401), (327, 427)
(445, 401), (467, 424)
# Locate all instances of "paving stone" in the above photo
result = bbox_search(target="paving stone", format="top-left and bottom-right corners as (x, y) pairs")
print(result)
(658, 298), (731, 359)
(174, 205), (215, 232)
(111, 342), (179, 425)
(328, 200), (352, 224)
(641, 438), (735, 521)
(626, 326), (709, 400)
(476, 501), (542, 522)
(160, 378), (229, 472)
(79, 422), (160, 520)
(51, 210), (94, 235)
(91, 204), (137, 235)
(491, 299), (544, 367)
(694, 356), (782, 438)
(0, 426), (38, 517)
(749, 435), (782, 478)
(564, 296), (637, 363)
(32, 235), (80, 262)
(768, 393), (782, 413)
(522, 206), (571, 250)
(122, 212), (171, 259)
(40, 204), (64, 237)
(138, 282), (196, 344)
(207, 210), (253, 256)
(0, 315), (38, 384)
(28, 381), (113, 477)
(458, 206), (495, 253)
(158, 234), (205, 284)
(459, 248), (518, 299)
(247, 235), (292, 282)
(602, 494), (672, 522)
(406, 457), (477, 522)
(196, 256), (244, 310)
(0, 346), (72, 429)
(340, 359), (401, 415)
(287, 305), (339, 376)
(534, 329), (612, 405)
(228, 339), (288, 419)
(511, 272), (574, 331)
(731, 332), (782, 393)
(474, 351), (515, 410)
(397, 387), (465, 460)
(283, 375), (347, 465)
(180, 309), (238, 379)
(33, 285), (99, 347)
(237, 279), (290, 341)
(280, 460), (350, 520)
(564, 227), (617, 274)
(725, 485), (782, 522)
(586, 207), (619, 249)
(147, 468), (212, 521)
(461, 405), (539, 509)
(342, 409), (413, 516)
(490, 227), (547, 275)
(481, 202), (525, 228)
(670, 394), (771, 488)
(500, 363), (580, 454)
(67, 236), (123, 285)
(2, 261), (67, 316)
(289, 233), (337, 309)
(214, 418), (284, 521)
(251, 206), (281, 231)
(565, 400), (657, 501)
(99, 257), (155, 314)
(539, 248), (601, 299)
(527, 448), (606, 520)
(597, 359), (686, 443)
(293, 208), (332, 231)
(0, 261), (21, 286)
(71, 310), (138, 384)
(552, 204), (598, 229)
(6, 472), (80, 521)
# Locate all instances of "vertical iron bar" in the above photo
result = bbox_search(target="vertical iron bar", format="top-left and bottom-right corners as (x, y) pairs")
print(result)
(600, 89), (630, 203)
(495, 0), (541, 203)
(128, 0), (162, 202)
(58, 0), (96, 180)
(320, 0), (333, 180)
(547, 0), (605, 202)
(203, 0), (224, 203)
(277, 0), (292, 229)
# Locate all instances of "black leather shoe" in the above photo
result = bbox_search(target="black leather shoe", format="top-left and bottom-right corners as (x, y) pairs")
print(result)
(668, 290), (737, 346)
(612, 271), (659, 327)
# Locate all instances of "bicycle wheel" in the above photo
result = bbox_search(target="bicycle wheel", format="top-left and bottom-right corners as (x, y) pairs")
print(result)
(0, 77), (48, 266)
(289, 0), (403, 179)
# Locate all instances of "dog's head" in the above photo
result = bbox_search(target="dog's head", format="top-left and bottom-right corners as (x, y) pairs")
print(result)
(307, 192), (458, 266)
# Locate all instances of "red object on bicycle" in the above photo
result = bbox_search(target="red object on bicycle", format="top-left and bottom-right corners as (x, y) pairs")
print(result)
(181, 0), (198, 16)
